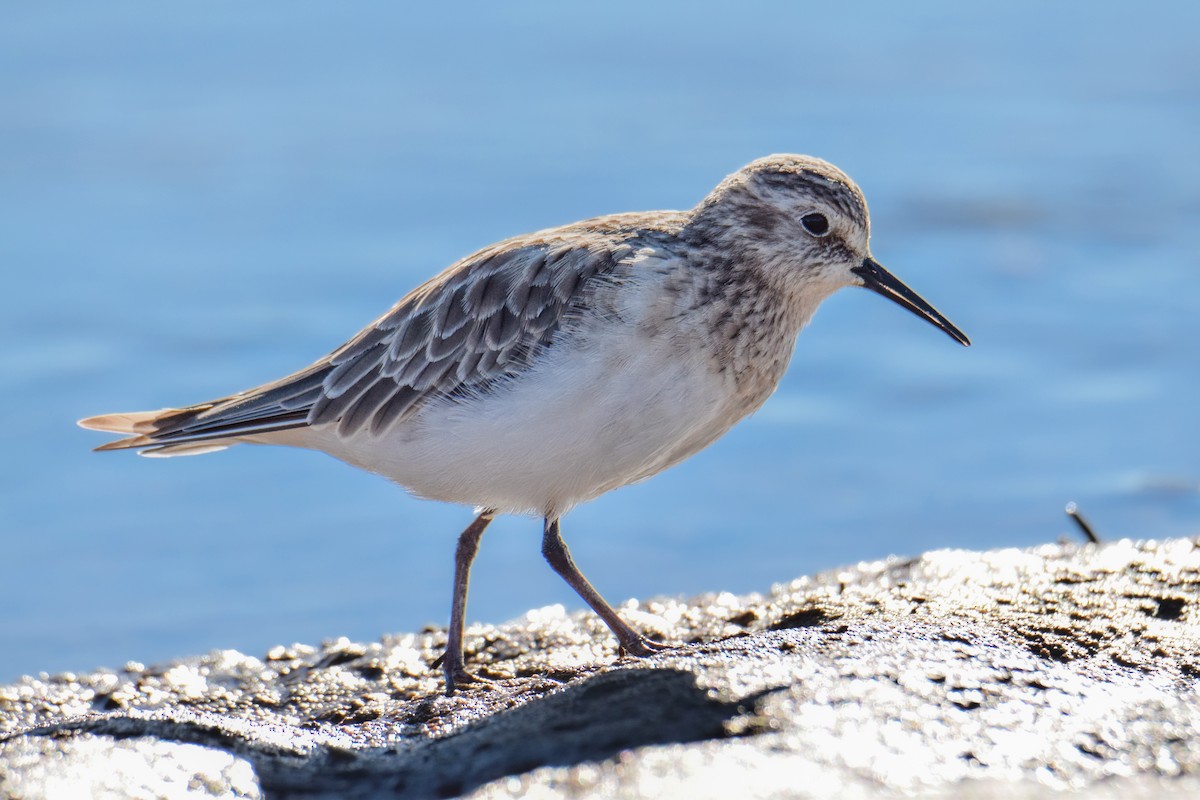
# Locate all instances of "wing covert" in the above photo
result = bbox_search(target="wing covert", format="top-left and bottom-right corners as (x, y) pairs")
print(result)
(310, 240), (626, 436)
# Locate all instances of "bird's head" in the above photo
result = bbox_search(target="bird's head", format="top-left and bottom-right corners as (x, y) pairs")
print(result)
(692, 154), (970, 346)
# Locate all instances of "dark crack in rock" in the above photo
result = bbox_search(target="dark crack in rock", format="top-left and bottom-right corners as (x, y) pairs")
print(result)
(3, 538), (1200, 798)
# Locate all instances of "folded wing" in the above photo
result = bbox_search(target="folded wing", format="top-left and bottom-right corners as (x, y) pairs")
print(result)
(80, 236), (628, 455)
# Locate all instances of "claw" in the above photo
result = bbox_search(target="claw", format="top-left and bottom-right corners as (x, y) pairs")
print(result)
(438, 650), (494, 696)
(618, 635), (673, 658)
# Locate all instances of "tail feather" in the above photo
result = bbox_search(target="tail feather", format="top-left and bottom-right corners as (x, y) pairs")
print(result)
(93, 433), (159, 452)
(141, 442), (231, 458)
(80, 360), (332, 456)
(79, 405), (228, 454)
(80, 407), (219, 454)
(79, 405), (310, 454)
(78, 408), (206, 435)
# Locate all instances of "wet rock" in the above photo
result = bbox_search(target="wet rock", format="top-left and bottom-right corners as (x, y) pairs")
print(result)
(3, 538), (1200, 798)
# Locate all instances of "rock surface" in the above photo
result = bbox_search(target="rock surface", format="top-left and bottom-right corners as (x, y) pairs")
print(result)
(3, 538), (1200, 799)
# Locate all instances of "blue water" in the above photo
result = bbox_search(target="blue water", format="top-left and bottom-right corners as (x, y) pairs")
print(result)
(2, 2), (1198, 683)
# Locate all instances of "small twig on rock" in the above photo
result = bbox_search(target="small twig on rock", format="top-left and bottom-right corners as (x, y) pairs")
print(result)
(1065, 502), (1101, 544)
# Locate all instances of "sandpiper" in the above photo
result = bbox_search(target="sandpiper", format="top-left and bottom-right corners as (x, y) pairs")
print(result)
(81, 154), (969, 694)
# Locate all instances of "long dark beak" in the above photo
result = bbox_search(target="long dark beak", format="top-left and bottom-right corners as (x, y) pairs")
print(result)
(851, 257), (971, 346)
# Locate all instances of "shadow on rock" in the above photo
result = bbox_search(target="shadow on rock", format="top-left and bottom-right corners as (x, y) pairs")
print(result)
(261, 666), (766, 798)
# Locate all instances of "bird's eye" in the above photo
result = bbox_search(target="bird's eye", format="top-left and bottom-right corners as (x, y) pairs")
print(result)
(800, 212), (830, 237)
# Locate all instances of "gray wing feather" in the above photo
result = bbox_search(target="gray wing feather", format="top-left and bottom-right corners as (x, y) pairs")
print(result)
(306, 239), (627, 437)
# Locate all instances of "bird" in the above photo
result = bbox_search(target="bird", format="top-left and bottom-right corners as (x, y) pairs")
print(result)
(80, 154), (970, 694)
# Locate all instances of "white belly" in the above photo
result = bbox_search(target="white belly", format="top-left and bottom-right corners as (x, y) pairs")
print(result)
(305, 323), (745, 517)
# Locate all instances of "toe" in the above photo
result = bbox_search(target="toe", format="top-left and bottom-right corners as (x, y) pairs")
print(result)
(619, 635), (673, 658)
(442, 662), (494, 695)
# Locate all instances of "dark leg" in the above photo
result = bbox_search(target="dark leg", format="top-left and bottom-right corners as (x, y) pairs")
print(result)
(438, 510), (495, 695)
(540, 517), (669, 657)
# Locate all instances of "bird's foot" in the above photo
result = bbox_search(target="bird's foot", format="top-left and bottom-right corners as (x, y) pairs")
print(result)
(432, 651), (494, 696)
(617, 634), (673, 658)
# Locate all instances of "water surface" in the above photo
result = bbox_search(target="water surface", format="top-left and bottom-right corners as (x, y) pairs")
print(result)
(2, 1), (1197, 682)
